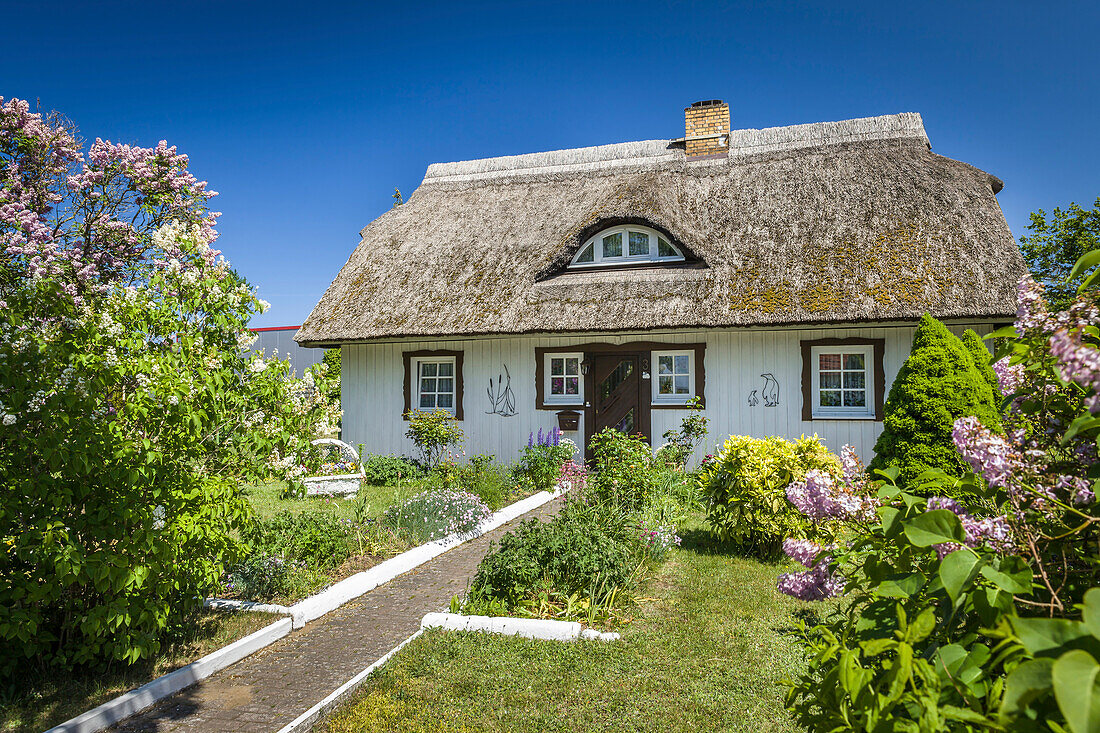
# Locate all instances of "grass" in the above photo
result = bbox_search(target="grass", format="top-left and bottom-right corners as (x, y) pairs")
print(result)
(0, 609), (275, 733)
(316, 517), (822, 733)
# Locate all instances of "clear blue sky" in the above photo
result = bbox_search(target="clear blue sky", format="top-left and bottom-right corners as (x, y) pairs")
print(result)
(5, 1), (1098, 326)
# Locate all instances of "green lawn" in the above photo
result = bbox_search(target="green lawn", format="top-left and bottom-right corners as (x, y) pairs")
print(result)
(243, 480), (423, 522)
(317, 518), (819, 733)
(0, 609), (275, 733)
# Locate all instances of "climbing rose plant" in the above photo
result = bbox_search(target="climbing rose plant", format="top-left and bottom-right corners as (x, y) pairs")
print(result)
(777, 256), (1100, 731)
(0, 98), (335, 674)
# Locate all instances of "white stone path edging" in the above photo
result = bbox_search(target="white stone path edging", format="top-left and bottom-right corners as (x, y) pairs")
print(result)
(421, 612), (621, 642)
(48, 487), (564, 733)
(45, 617), (293, 733)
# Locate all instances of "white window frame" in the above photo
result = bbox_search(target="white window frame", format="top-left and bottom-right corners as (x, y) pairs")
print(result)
(569, 225), (685, 269)
(651, 350), (695, 405)
(413, 356), (457, 414)
(810, 345), (875, 419)
(543, 352), (584, 405)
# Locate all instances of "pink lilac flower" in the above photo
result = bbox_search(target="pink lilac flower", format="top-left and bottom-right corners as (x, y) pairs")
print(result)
(952, 416), (1022, 490)
(1015, 274), (1051, 332)
(1055, 475), (1095, 506)
(782, 538), (826, 567)
(992, 358), (1025, 395)
(927, 496), (1014, 558)
(777, 563), (846, 601)
(786, 469), (877, 522)
(1050, 330), (1100, 403)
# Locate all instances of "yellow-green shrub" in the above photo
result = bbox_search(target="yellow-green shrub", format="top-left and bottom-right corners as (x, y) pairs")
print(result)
(697, 434), (841, 556)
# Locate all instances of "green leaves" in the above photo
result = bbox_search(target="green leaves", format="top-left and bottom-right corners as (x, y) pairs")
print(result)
(1053, 651), (1100, 733)
(903, 509), (966, 547)
(939, 549), (982, 604)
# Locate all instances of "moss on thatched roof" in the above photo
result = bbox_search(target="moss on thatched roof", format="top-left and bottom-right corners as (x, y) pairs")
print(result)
(297, 113), (1024, 346)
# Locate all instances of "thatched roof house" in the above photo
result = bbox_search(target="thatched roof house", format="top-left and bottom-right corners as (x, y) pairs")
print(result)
(297, 109), (1022, 346)
(299, 101), (1024, 466)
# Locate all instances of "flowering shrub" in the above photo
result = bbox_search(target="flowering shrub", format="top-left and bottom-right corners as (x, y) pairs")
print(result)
(0, 99), (330, 673)
(697, 434), (842, 556)
(639, 524), (681, 560)
(779, 254), (1100, 731)
(587, 428), (662, 512)
(513, 429), (575, 493)
(427, 454), (512, 510)
(381, 489), (490, 544)
(404, 409), (464, 468)
(558, 460), (588, 493)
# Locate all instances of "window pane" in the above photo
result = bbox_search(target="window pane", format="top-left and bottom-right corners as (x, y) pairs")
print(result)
(565, 358), (579, 375)
(615, 408), (635, 434)
(659, 376), (673, 394)
(628, 231), (649, 256)
(820, 372), (841, 389)
(674, 375), (690, 394)
(437, 378), (453, 393)
(657, 238), (676, 257)
(602, 233), (622, 257)
(421, 378), (436, 393)
(550, 358), (563, 376)
(419, 394), (435, 408)
(576, 243), (594, 263)
(843, 372), (865, 389)
(437, 393), (453, 408)
(819, 353), (842, 370)
(844, 390), (866, 407)
(566, 377), (579, 395)
(844, 353), (865, 370)
(820, 390), (841, 407)
(421, 362), (437, 377)
(658, 356), (674, 375)
(551, 377), (564, 395)
(438, 362), (453, 377)
(674, 354), (689, 374)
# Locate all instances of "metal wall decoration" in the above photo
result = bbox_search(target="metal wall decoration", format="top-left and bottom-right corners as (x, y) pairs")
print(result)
(760, 373), (780, 407)
(486, 364), (517, 417)
(747, 390), (759, 407)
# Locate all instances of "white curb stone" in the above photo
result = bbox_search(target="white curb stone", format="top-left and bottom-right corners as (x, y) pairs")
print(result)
(45, 617), (292, 733)
(421, 612), (620, 642)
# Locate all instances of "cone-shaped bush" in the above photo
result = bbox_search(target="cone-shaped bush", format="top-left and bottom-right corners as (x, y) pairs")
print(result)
(869, 315), (1002, 489)
(961, 328), (1002, 401)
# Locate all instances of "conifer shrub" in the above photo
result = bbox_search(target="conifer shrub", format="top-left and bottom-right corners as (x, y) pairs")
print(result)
(961, 328), (1002, 402)
(868, 315), (1003, 490)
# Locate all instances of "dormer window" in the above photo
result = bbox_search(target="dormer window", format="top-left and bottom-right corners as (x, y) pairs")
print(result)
(569, 225), (685, 269)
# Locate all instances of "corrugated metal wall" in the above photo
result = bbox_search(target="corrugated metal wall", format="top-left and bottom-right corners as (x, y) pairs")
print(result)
(340, 322), (996, 466)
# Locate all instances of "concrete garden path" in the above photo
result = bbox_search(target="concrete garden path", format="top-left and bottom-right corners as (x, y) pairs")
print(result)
(110, 495), (563, 732)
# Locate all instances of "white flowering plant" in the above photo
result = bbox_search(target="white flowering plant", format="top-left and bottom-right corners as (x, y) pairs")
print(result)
(781, 251), (1100, 732)
(0, 99), (336, 675)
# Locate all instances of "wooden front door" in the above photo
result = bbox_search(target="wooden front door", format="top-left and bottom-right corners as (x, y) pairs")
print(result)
(586, 353), (648, 456)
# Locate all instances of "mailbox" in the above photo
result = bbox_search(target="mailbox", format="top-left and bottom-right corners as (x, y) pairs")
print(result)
(556, 410), (580, 432)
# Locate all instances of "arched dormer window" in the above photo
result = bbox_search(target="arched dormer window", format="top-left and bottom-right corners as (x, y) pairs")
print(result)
(569, 225), (685, 269)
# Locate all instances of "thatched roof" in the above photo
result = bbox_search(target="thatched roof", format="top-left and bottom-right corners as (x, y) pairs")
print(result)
(297, 113), (1025, 346)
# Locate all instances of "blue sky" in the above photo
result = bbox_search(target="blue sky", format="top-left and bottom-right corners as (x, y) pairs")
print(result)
(5, 1), (1098, 326)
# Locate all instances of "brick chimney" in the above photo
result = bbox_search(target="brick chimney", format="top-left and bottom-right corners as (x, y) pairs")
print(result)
(684, 100), (729, 159)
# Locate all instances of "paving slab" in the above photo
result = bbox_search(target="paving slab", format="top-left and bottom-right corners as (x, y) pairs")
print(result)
(109, 496), (562, 732)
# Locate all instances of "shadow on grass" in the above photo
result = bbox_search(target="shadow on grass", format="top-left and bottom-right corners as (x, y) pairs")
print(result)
(677, 526), (786, 565)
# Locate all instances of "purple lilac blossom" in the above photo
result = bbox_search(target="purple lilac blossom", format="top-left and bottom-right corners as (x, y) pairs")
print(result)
(782, 538), (826, 567)
(1015, 275), (1051, 332)
(777, 564), (846, 601)
(786, 469), (877, 521)
(952, 416), (1022, 489)
(992, 359), (1025, 395)
(927, 495), (1014, 556)
(1050, 330), (1100, 405)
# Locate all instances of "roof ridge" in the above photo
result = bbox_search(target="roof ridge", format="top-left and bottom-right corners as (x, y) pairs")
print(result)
(422, 113), (928, 184)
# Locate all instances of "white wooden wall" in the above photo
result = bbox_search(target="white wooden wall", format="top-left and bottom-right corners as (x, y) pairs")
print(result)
(341, 323), (996, 467)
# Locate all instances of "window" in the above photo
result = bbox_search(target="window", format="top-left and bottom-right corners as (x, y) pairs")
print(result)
(569, 225), (685, 269)
(403, 350), (464, 419)
(544, 352), (583, 404)
(809, 345), (875, 419)
(652, 350), (694, 404)
(416, 358), (455, 411)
